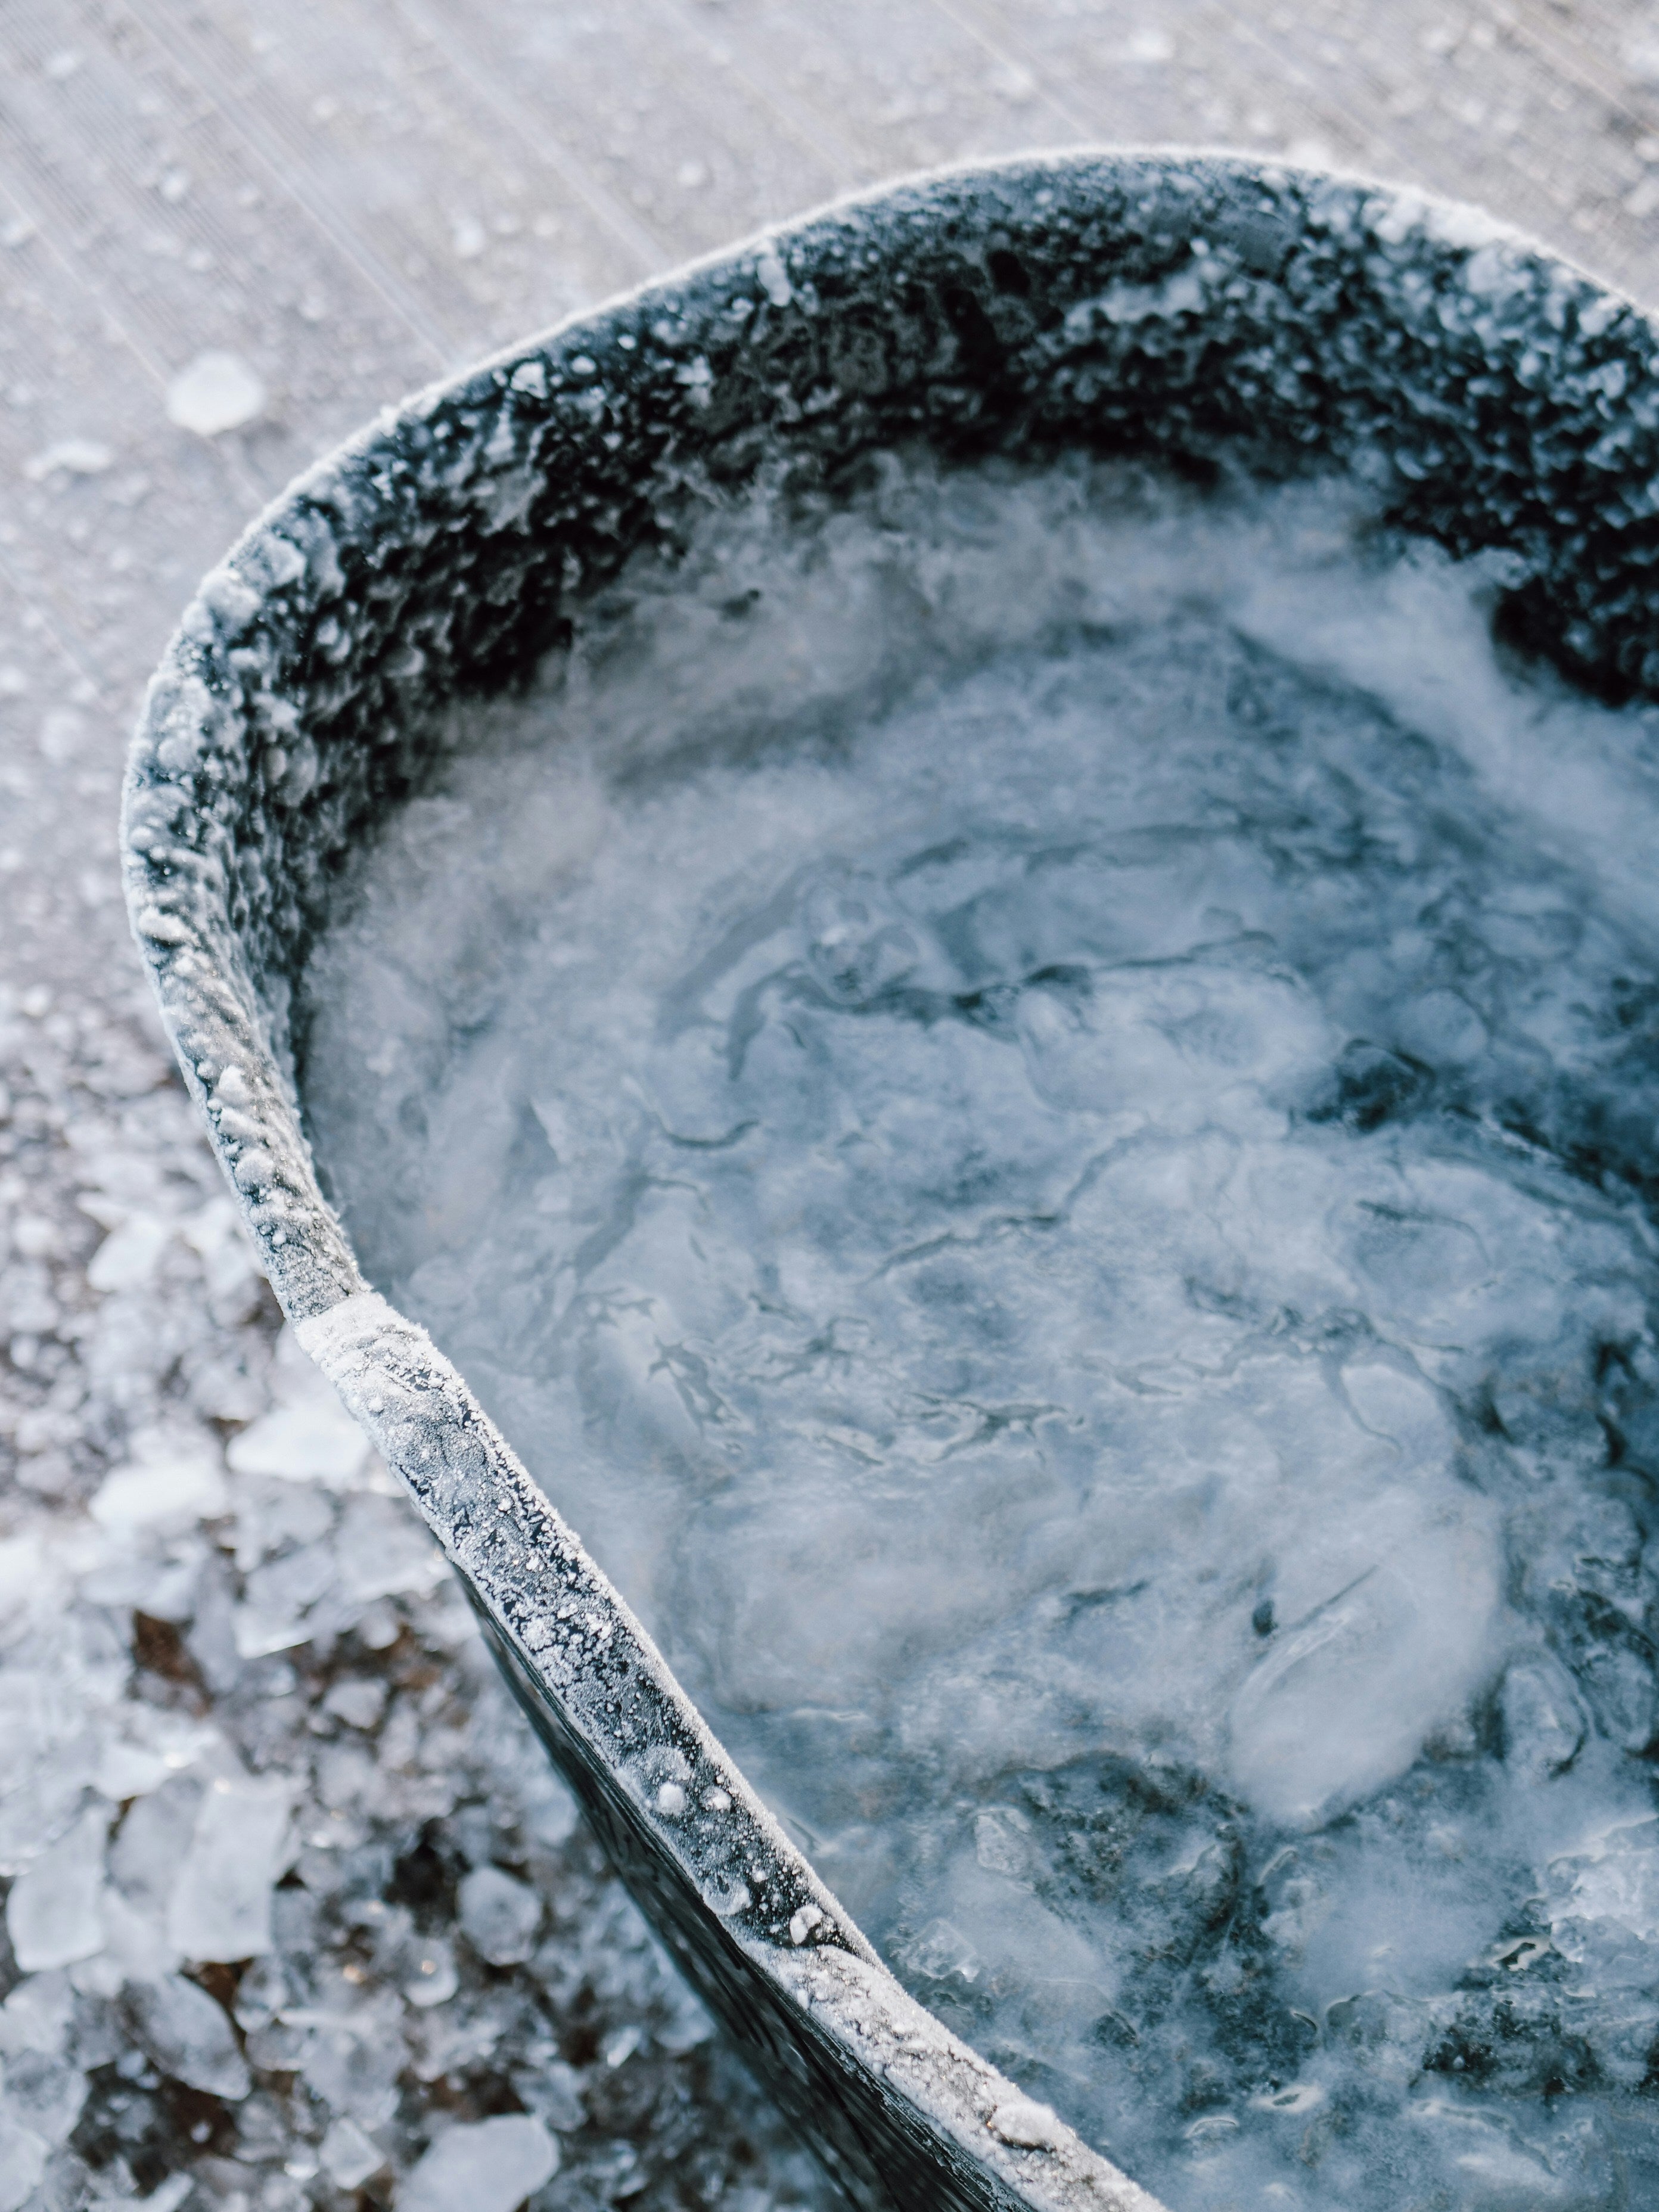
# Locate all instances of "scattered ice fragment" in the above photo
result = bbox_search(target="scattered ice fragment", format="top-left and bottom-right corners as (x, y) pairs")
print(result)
(122, 1971), (250, 2098)
(89, 1425), (227, 1534)
(86, 1210), (173, 1293)
(457, 1865), (541, 1966)
(165, 349), (265, 436)
(167, 1772), (293, 1961)
(0, 2115), (47, 2212)
(321, 1676), (387, 1731)
(1225, 1511), (1502, 1825)
(333, 1490), (445, 1603)
(788, 1903), (823, 1945)
(400, 1936), (459, 2008)
(7, 1803), (107, 1971)
(655, 1780), (687, 1816)
(321, 2114), (386, 2188)
(23, 438), (112, 481)
(1501, 1655), (1589, 1782)
(226, 1325), (374, 1487)
(402, 2114), (557, 2212)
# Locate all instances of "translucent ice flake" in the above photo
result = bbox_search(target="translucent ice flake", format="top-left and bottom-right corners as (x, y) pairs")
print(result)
(89, 1423), (228, 1533)
(457, 1865), (542, 1966)
(167, 1772), (294, 1961)
(121, 1971), (250, 2098)
(402, 2113), (557, 2212)
(164, 349), (265, 436)
(5, 1803), (107, 1970)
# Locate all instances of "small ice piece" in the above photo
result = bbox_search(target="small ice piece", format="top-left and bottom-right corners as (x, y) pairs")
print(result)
(0, 2114), (46, 2212)
(401, 1935), (459, 2008)
(6, 1803), (107, 1971)
(655, 1780), (687, 1816)
(1548, 1819), (1659, 1987)
(457, 1865), (542, 1966)
(0, 2043), (86, 2149)
(21, 437), (112, 481)
(321, 2114), (386, 2188)
(122, 1971), (250, 2098)
(321, 1676), (387, 1731)
(1502, 1654), (1589, 1781)
(333, 1490), (445, 1603)
(165, 349), (265, 436)
(989, 2098), (1064, 2149)
(402, 2114), (558, 2212)
(166, 1772), (293, 1961)
(89, 1424), (227, 1534)
(1225, 1508), (1501, 1825)
(226, 1343), (373, 1487)
(86, 1210), (173, 1293)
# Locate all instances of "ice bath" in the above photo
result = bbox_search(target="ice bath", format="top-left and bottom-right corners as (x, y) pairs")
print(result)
(296, 451), (1659, 2210)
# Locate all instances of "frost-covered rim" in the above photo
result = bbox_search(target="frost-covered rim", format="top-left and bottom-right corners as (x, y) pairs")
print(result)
(120, 149), (1659, 2211)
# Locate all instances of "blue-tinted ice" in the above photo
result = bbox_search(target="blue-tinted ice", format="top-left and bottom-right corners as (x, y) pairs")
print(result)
(303, 456), (1659, 2210)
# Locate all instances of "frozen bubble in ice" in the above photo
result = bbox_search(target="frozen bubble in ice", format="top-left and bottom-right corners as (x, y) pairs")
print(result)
(165, 349), (265, 436)
(402, 2113), (557, 2212)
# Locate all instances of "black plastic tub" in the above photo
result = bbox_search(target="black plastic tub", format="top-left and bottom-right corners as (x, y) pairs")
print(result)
(122, 151), (1659, 2212)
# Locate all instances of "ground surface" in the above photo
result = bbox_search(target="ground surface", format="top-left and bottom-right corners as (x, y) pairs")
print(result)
(4, 4), (1659, 2211)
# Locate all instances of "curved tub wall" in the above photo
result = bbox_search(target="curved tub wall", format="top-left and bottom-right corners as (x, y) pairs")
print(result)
(122, 151), (1659, 2211)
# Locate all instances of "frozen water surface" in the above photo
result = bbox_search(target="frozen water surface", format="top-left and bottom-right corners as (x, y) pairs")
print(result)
(304, 453), (1659, 2210)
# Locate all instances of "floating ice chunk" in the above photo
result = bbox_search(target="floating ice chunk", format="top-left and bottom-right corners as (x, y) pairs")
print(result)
(402, 2114), (558, 2212)
(89, 1424), (227, 1534)
(122, 1970), (250, 2098)
(234, 1539), (336, 1657)
(458, 1865), (542, 1965)
(167, 1771), (293, 1961)
(1547, 1819), (1659, 1989)
(1501, 1655), (1589, 1782)
(1227, 1507), (1502, 1825)
(166, 349), (265, 436)
(400, 1934), (459, 2008)
(321, 2114), (386, 2188)
(6, 1802), (107, 1970)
